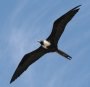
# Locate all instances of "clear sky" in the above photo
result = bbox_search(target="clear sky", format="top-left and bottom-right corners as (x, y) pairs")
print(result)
(0, 0), (90, 87)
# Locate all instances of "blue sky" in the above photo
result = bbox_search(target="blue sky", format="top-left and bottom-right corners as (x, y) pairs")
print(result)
(0, 0), (90, 87)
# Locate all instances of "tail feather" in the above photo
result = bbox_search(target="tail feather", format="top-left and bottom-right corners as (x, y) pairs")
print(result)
(56, 49), (72, 60)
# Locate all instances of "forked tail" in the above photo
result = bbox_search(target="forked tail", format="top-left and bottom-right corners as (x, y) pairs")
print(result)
(56, 49), (72, 60)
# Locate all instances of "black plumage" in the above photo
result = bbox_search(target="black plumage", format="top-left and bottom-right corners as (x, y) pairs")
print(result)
(47, 5), (81, 44)
(10, 5), (81, 83)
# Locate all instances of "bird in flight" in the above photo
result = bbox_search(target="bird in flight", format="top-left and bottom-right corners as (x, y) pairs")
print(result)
(10, 5), (81, 83)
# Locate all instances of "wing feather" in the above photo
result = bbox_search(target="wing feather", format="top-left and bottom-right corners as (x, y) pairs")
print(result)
(10, 47), (48, 83)
(47, 5), (81, 44)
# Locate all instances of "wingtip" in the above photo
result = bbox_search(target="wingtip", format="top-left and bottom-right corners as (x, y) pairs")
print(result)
(76, 5), (82, 8)
(10, 78), (14, 84)
(72, 5), (82, 10)
(10, 74), (17, 84)
(10, 80), (13, 84)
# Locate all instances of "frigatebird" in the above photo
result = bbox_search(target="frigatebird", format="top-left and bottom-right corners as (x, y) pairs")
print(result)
(10, 5), (81, 83)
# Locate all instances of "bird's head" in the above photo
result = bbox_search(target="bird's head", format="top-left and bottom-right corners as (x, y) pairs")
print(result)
(37, 40), (43, 45)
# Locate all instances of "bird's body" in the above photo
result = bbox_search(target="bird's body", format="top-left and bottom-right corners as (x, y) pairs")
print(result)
(40, 40), (57, 51)
(41, 40), (51, 49)
(10, 5), (81, 83)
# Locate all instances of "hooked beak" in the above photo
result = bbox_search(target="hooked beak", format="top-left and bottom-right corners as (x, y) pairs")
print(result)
(37, 41), (40, 43)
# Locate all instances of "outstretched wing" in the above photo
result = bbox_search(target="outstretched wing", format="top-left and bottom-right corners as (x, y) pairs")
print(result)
(47, 5), (81, 44)
(10, 46), (48, 83)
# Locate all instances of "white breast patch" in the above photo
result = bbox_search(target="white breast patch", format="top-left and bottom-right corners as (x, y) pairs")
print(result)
(42, 40), (51, 49)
